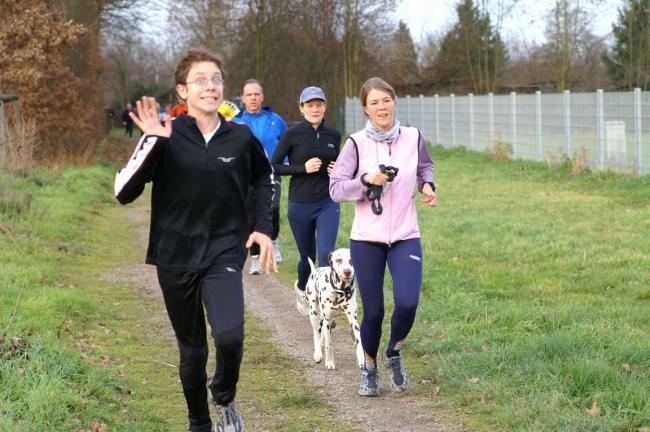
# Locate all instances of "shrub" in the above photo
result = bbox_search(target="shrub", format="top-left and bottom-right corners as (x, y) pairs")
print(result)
(487, 139), (512, 162)
(4, 115), (36, 173)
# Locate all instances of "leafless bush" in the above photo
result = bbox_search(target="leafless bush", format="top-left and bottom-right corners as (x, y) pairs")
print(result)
(4, 115), (36, 173)
(487, 139), (512, 162)
(545, 152), (560, 167)
(570, 148), (589, 175)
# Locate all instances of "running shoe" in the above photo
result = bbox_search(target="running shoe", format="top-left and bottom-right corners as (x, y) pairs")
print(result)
(248, 255), (263, 275)
(382, 349), (410, 392)
(294, 280), (309, 315)
(214, 400), (244, 432)
(358, 363), (380, 397)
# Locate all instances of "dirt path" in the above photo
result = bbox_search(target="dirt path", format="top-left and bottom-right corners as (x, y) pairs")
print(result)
(119, 197), (460, 432)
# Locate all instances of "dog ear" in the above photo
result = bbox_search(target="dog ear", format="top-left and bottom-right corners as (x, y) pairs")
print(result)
(328, 251), (333, 268)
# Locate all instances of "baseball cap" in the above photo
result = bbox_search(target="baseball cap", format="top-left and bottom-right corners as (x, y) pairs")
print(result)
(299, 86), (326, 104)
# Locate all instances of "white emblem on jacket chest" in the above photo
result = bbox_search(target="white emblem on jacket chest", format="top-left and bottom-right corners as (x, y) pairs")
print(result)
(218, 157), (235, 163)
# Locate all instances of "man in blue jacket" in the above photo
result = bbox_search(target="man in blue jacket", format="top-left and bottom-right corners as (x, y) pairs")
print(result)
(233, 79), (288, 275)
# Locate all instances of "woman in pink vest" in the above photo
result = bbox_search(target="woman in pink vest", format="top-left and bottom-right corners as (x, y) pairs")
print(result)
(330, 77), (438, 397)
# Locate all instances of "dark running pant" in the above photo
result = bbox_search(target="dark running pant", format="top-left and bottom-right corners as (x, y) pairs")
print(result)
(248, 181), (281, 256)
(350, 238), (423, 364)
(156, 263), (244, 432)
(287, 198), (340, 290)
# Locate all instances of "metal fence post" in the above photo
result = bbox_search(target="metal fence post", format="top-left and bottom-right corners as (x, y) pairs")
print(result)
(596, 89), (605, 170)
(634, 88), (642, 174)
(564, 90), (571, 157)
(511, 92), (517, 159)
(357, 99), (363, 132)
(451, 93), (456, 148)
(406, 95), (411, 126)
(469, 93), (474, 150)
(419, 94), (424, 132)
(347, 98), (351, 133)
(348, 98), (352, 132)
(434, 94), (440, 145)
(488, 92), (494, 145)
(536, 91), (543, 161)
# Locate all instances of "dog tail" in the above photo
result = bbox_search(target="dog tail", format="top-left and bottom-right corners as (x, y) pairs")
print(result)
(307, 257), (317, 276)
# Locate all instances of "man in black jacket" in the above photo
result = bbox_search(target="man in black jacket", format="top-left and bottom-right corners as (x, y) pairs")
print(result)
(121, 103), (136, 137)
(115, 49), (275, 432)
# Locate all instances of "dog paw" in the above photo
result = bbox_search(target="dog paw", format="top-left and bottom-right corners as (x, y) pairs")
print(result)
(314, 351), (323, 363)
(325, 359), (336, 370)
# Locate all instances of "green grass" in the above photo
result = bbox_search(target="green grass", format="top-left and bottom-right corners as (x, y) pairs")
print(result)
(3, 145), (650, 431)
(273, 145), (650, 432)
(0, 165), (141, 431)
(0, 165), (356, 431)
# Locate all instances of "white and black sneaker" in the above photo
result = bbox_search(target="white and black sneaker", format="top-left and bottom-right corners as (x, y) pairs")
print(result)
(358, 362), (380, 397)
(382, 349), (410, 392)
(214, 400), (244, 432)
(248, 255), (263, 275)
(294, 281), (309, 315)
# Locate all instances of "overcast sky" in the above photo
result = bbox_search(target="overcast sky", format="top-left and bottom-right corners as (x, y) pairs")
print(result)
(394, 0), (623, 44)
(137, 0), (624, 47)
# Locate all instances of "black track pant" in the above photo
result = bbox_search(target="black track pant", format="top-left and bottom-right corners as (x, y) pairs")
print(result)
(156, 263), (244, 432)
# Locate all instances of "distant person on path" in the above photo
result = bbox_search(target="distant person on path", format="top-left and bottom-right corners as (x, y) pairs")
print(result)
(329, 77), (437, 397)
(121, 103), (135, 137)
(114, 49), (276, 432)
(233, 79), (288, 275)
(270, 86), (341, 314)
(168, 101), (188, 118)
(104, 106), (114, 135)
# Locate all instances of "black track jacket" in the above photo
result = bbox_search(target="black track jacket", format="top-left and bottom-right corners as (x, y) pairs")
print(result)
(270, 121), (341, 203)
(114, 114), (274, 271)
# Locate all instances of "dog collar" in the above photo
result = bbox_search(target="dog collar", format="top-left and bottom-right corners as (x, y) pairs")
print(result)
(330, 273), (355, 293)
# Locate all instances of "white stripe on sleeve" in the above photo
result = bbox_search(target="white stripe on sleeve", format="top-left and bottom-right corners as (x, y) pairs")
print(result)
(114, 135), (160, 197)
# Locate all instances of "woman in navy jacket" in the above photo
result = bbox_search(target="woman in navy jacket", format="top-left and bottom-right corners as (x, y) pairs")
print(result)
(270, 86), (342, 314)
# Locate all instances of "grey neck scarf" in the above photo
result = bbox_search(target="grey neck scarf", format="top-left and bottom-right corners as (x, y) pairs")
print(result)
(364, 118), (401, 142)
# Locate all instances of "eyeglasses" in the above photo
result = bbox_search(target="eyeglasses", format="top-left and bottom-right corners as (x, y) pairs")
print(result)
(185, 76), (224, 87)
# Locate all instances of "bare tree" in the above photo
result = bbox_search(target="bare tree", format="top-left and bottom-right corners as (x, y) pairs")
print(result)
(418, 33), (441, 71)
(543, 0), (610, 91)
(97, 0), (405, 124)
(341, 0), (396, 97)
(167, 0), (243, 58)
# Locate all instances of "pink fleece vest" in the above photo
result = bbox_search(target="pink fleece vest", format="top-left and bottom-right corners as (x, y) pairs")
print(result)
(349, 126), (421, 244)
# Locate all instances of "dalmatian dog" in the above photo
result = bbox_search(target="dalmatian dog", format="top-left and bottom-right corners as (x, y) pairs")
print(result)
(304, 248), (364, 370)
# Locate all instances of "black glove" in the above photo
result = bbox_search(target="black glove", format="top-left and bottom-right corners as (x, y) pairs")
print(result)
(364, 165), (399, 215)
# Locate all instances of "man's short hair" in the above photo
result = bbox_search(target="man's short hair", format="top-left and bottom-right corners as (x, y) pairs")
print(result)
(242, 79), (263, 95)
(175, 49), (225, 86)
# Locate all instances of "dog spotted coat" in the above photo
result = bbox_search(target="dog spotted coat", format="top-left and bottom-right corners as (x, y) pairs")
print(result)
(303, 249), (364, 370)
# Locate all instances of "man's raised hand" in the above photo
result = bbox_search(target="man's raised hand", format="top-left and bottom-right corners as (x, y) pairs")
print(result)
(130, 96), (172, 138)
